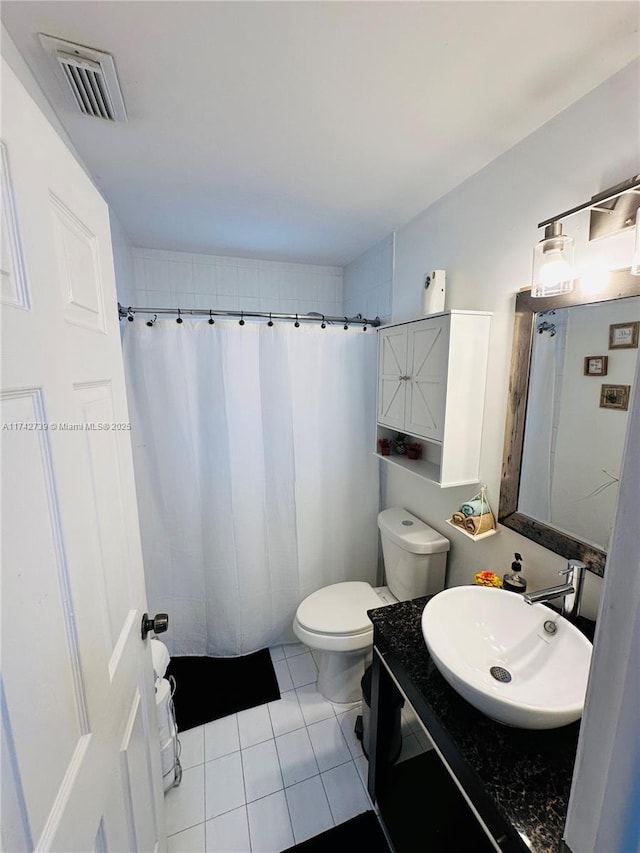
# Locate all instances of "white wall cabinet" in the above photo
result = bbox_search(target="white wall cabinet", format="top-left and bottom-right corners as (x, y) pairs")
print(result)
(376, 310), (491, 487)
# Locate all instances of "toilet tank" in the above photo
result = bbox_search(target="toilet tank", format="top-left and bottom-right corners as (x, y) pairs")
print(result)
(378, 508), (450, 601)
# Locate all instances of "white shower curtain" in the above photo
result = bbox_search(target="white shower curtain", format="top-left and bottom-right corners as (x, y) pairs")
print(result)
(122, 320), (379, 656)
(518, 310), (567, 522)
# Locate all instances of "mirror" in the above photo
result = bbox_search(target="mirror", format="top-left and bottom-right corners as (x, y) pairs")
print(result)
(499, 268), (640, 576)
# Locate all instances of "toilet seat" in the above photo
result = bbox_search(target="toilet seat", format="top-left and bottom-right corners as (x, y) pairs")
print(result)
(294, 581), (384, 653)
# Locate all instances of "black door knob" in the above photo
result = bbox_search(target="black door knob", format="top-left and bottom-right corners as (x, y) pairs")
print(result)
(141, 612), (169, 639)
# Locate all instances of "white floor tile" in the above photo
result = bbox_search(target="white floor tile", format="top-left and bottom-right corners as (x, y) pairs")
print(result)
(204, 714), (240, 763)
(285, 776), (334, 843)
(397, 732), (423, 763)
(246, 790), (294, 853)
(165, 764), (205, 835)
(295, 684), (335, 726)
(415, 726), (434, 752)
(321, 761), (370, 826)
(336, 708), (365, 760)
(267, 689), (305, 737)
(242, 740), (283, 803)
(354, 754), (370, 789)
(269, 645), (285, 663)
(307, 717), (352, 773)
(275, 727), (319, 787)
(205, 751), (246, 820)
(283, 642), (308, 658)
(286, 652), (318, 688)
(168, 822), (206, 853)
(205, 806), (250, 853)
(237, 704), (273, 749)
(178, 724), (205, 769)
(402, 702), (422, 734)
(330, 698), (361, 715)
(273, 659), (294, 692)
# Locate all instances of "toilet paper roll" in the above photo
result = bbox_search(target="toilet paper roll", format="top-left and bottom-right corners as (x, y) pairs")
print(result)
(160, 738), (177, 776)
(156, 678), (176, 745)
(150, 638), (171, 683)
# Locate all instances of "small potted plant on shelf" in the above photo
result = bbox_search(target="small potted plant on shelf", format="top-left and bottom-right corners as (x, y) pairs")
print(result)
(378, 437), (392, 456)
(393, 433), (408, 455)
(406, 442), (422, 460)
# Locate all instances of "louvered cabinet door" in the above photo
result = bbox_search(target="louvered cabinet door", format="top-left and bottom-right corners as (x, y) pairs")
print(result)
(377, 326), (408, 430)
(404, 316), (449, 441)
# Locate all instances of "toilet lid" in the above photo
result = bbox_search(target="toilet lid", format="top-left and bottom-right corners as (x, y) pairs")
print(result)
(296, 582), (382, 635)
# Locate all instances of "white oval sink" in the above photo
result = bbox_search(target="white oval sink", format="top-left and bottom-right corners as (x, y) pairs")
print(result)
(421, 586), (592, 729)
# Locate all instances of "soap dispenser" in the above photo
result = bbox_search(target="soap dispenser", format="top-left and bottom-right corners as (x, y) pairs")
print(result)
(503, 553), (527, 593)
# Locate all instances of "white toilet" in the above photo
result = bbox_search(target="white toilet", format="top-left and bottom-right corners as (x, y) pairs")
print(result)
(293, 507), (450, 703)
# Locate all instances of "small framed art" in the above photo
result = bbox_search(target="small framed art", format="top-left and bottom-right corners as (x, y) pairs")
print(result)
(609, 322), (639, 350)
(584, 355), (608, 376)
(600, 384), (630, 411)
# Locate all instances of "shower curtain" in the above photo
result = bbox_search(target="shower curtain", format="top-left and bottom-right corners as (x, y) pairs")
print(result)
(122, 320), (379, 656)
(518, 310), (567, 523)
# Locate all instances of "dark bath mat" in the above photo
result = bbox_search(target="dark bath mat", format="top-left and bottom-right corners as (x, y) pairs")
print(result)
(166, 648), (280, 732)
(282, 811), (390, 853)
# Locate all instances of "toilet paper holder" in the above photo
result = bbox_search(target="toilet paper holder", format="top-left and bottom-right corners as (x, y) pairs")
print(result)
(141, 612), (169, 639)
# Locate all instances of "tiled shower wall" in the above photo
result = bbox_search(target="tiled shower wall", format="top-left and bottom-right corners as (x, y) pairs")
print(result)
(116, 246), (345, 318)
(343, 234), (394, 323)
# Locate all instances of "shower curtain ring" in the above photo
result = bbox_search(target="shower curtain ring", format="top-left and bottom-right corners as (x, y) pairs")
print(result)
(239, 311), (245, 326)
(127, 307), (134, 322)
(146, 313), (157, 327)
(321, 315), (326, 329)
(344, 317), (349, 330)
(294, 314), (300, 328)
(268, 312), (274, 327)
(176, 309), (183, 324)
(363, 321), (367, 331)
(208, 310), (215, 325)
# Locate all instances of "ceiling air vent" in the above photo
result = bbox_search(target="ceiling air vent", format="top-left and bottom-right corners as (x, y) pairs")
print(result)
(39, 34), (127, 122)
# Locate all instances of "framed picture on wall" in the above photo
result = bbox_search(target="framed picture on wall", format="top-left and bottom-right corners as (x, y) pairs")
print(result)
(609, 321), (639, 349)
(600, 384), (631, 411)
(584, 355), (608, 376)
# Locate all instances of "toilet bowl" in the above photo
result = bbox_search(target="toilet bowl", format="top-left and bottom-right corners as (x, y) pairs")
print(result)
(294, 581), (393, 703)
(293, 508), (450, 703)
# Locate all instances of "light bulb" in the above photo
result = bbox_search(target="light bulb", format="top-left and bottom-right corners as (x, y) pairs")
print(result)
(532, 222), (575, 297)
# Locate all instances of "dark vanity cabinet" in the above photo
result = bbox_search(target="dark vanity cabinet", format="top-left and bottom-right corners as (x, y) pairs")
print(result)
(367, 598), (582, 853)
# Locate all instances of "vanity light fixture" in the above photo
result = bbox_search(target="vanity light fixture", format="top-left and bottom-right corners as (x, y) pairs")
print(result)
(532, 222), (574, 298)
(532, 175), (640, 296)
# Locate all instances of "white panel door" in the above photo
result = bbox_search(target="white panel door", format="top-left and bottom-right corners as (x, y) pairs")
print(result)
(404, 316), (449, 441)
(377, 326), (408, 430)
(1, 61), (166, 853)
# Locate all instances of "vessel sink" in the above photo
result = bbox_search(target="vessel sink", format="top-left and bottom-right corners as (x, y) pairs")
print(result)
(421, 586), (592, 729)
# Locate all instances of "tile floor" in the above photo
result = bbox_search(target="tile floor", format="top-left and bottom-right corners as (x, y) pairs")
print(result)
(165, 643), (429, 853)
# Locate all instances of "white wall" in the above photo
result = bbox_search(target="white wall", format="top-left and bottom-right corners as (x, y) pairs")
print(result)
(382, 57), (639, 614)
(117, 247), (344, 319)
(109, 212), (135, 304)
(343, 234), (394, 322)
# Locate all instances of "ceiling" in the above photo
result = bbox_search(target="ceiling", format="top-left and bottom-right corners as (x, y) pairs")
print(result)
(2, 2), (639, 266)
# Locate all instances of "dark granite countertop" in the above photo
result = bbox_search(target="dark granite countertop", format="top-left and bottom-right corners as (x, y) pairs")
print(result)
(368, 596), (594, 853)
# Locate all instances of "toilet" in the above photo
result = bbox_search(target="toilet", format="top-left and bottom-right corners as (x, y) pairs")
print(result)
(293, 507), (450, 703)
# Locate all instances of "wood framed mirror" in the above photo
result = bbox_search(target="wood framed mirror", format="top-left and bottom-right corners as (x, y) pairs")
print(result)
(499, 268), (640, 576)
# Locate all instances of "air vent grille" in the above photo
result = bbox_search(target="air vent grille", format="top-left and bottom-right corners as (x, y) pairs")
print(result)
(39, 34), (127, 122)
(58, 53), (115, 120)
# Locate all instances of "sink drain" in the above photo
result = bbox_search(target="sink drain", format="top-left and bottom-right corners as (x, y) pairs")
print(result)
(490, 666), (512, 683)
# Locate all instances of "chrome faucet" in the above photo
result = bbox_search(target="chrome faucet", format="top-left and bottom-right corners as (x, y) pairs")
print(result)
(523, 559), (587, 618)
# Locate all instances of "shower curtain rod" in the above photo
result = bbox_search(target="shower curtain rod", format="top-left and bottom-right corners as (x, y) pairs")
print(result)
(118, 303), (381, 328)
